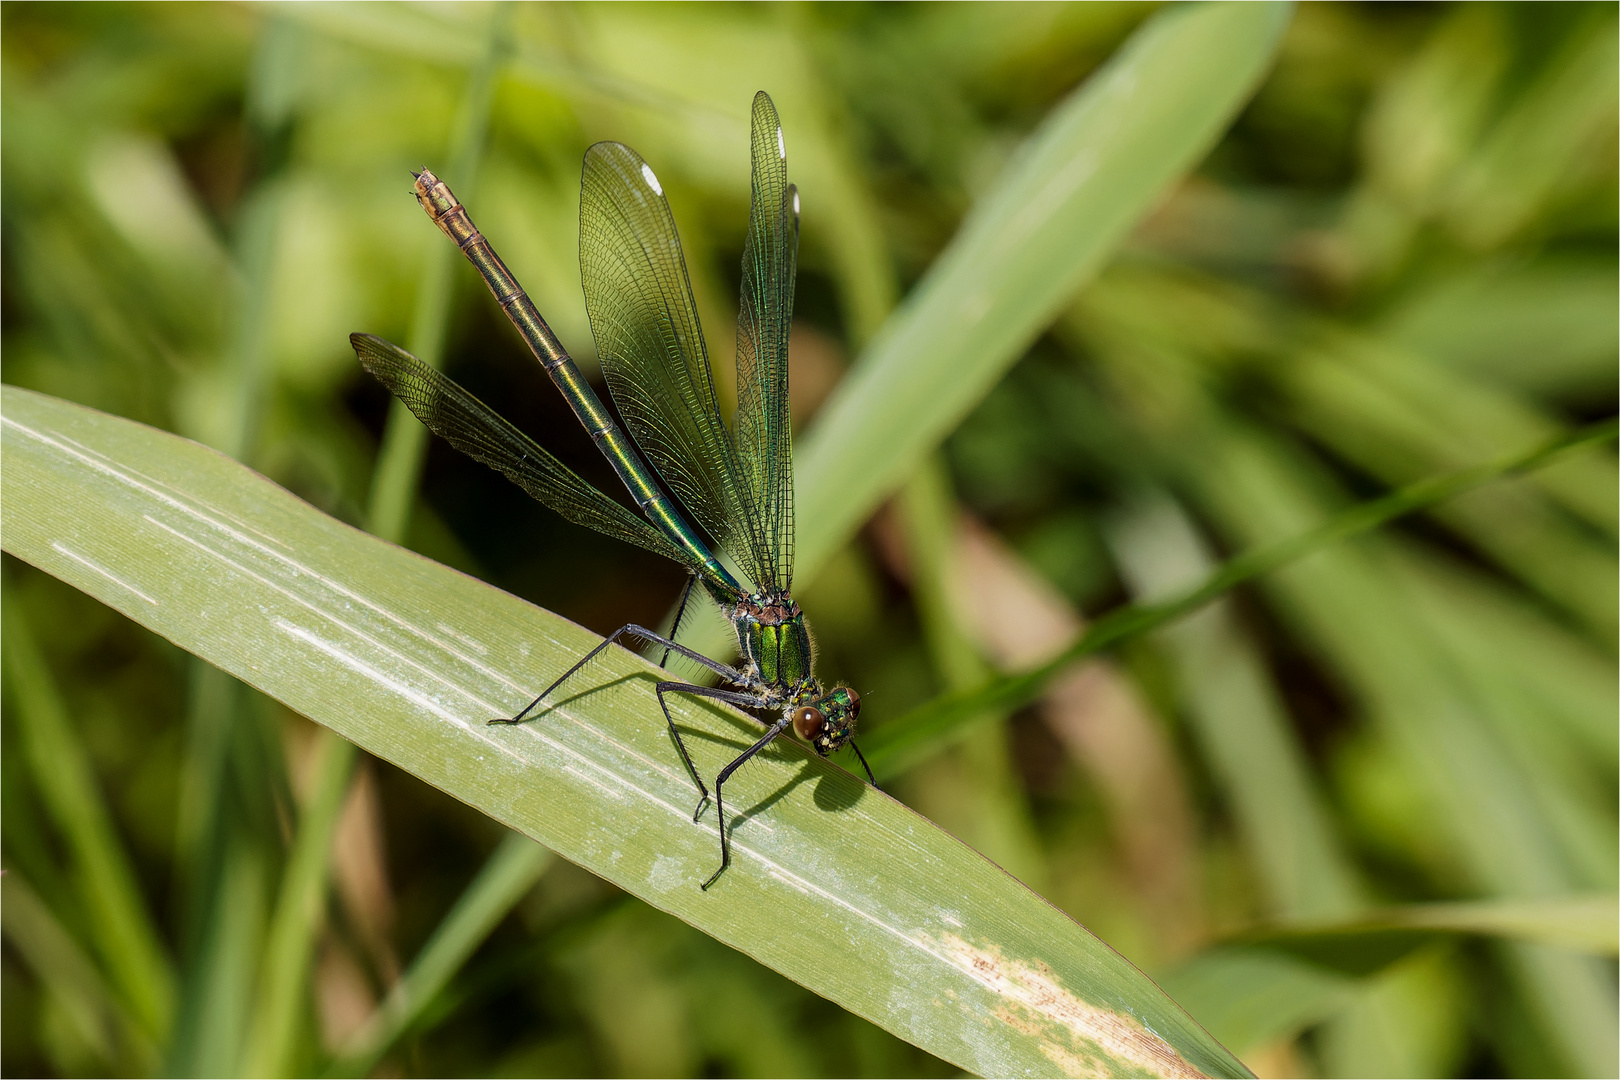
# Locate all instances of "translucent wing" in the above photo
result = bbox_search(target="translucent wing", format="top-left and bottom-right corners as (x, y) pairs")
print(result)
(578, 142), (773, 593)
(733, 91), (800, 592)
(351, 333), (694, 569)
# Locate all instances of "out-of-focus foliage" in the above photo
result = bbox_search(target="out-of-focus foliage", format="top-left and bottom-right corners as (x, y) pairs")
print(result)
(1, 4), (1614, 1079)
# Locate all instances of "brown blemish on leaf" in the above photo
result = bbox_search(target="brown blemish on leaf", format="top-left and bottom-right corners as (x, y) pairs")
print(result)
(939, 934), (1208, 1079)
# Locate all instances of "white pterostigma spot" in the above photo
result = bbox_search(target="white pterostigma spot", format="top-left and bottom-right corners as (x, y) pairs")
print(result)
(776, 127), (785, 159)
(640, 162), (663, 195)
(792, 190), (800, 215)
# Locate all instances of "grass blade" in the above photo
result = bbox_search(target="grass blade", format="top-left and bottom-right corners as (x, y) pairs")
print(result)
(1107, 494), (1365, 922)
(365, 3), (510, 546)
(0, 869), (157, 1072)
(1164, 894), (1619, 1059)
(863, 418), (1619, 775)
(1159, 948), (1357, 1060)
(167, 838), (269, 1078)
(1191, 423), (1618, 1077)
(792, 2), (1291, 584)
(1, 574), (177, 1043)
(327, 832), (554, 1077)
(240, 732), (357, 1077)
(1239, 895), (1620, 958)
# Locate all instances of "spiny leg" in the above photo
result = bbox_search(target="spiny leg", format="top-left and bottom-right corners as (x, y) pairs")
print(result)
(657, 574), (698, 670)
(701, 715), (793, 891)
(655, 681), (771, 821)
(848, 741), (879, 789)
(492, 623), (747, 726)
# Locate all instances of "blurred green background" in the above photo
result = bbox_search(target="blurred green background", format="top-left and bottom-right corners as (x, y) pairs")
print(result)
(2, 2), (1615, 1077)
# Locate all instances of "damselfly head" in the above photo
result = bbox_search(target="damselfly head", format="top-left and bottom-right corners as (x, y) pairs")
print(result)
(792, 686), (860, 756)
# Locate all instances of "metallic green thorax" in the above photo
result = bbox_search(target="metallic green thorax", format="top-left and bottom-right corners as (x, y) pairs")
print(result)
(734, 594), (814, 692)
(412, 169), (739, 598)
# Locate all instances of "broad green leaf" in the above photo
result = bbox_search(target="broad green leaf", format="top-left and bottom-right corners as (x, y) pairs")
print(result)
(1, 385), (1251, 1079)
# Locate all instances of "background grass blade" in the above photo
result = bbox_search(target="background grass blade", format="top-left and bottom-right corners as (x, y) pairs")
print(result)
(328, 832), (554, 1078)
(0, 870), (157, 1073)
(1159, 948), (1360, 1061)
(0, 576), (176, 1044)
(1107, 493), (1366, 923)
(791, 1), (1291, 584)
(1163, 894), (1619, 1060)
(1, 384), (1252, 1078)
(862, 419), (1618, 774)
(240, 730), (356, 1077)
(1239, 895), (1620, 958)
(168, 839), (268, 1078)
(1187, 421), (1617, 1077)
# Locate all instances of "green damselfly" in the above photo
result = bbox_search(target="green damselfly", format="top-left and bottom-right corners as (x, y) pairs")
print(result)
(352, 91), (871, 889)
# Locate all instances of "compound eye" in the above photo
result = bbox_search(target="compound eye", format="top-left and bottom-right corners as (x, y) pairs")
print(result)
(844, 687), (861, 720)
(792, 706), (825, 742)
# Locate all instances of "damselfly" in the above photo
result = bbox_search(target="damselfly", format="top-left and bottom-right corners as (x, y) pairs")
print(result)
(352, 91), (872, 889)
